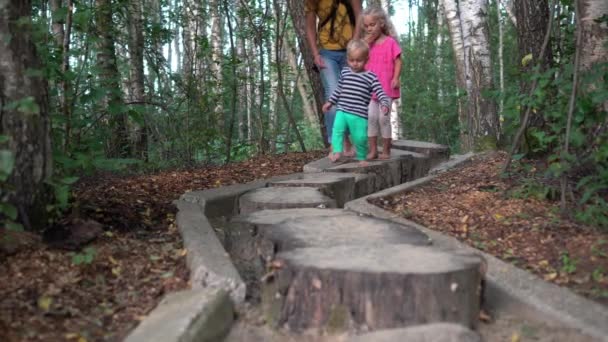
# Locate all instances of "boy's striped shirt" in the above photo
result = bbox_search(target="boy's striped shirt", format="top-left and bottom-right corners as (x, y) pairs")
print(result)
(328, 67), (390, 119)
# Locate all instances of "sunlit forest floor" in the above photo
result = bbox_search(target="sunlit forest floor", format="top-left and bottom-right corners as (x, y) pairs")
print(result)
(1, 150), (606, 341)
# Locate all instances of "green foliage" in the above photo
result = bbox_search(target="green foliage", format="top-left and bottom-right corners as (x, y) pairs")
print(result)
(560, 252), (577, 274)
(71, 247), (96, 265)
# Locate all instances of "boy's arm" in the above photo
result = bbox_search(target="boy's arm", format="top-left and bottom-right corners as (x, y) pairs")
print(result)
(371, 77), (391, 108)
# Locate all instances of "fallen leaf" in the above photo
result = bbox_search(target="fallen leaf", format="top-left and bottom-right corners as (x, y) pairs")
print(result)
(511, 332), (520, 342)
(544, 273), (558, 281)
(38, 296), (53, 311)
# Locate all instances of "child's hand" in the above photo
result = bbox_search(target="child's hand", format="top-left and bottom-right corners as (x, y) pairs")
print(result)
(322, 102), (332, 113)
(391, 78), (400, 89)
(381, 105), (390, 115)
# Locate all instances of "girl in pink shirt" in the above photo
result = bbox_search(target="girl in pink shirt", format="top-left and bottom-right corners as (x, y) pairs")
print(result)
(361, 6), (402, 159)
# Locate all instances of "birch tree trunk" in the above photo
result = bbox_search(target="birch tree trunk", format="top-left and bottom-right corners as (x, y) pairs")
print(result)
(95, 0), (129, 157)
(442, 0), (468, 147)
(460, 0), (498, 149)
(578, 0), (608, 70)
(443, 0), (498, 151)
(0, 0), (53, 230)
(578, 0), (608, 111)
(127, 0), (147, 159)
(210, 0), (224, 130)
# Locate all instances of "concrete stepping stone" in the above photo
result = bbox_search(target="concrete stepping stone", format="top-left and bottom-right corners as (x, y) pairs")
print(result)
(225, 209), (430, 301)
(238, 187), (336, 215)
(392, 140), (450, 167)
(268, 173), (356, 207)
(348, 323), (481, 342)
(263, 245), (482, 333)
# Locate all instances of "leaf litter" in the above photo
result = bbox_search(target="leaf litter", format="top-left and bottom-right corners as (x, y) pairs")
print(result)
(0, 151), (325, 342)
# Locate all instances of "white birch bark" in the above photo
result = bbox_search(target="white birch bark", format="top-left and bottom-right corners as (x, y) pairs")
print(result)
(210, 0), (224, 124)
(578, 0), (608, 71)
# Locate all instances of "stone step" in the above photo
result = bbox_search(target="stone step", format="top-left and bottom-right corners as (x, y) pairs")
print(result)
(225, 209), (430, 302)
(392, 140), (450, 167)
(268, 173), (357, 207)
(238, 187), (336, 215)
(348, 323), (481, 342)
(263, 245), (482, 333)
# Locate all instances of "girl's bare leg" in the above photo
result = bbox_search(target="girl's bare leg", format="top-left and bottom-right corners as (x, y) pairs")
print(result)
(379, 138), (392, 159)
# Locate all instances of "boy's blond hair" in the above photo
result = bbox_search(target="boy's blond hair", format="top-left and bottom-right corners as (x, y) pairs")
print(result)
(346, 39), (369, 59)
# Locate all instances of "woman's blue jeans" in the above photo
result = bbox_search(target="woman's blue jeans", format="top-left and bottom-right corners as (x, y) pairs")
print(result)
(319, 49), (347, 144)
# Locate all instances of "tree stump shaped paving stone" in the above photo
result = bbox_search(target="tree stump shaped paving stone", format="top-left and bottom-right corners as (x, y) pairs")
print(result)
(392, 140), (450, 167)
(225, 209), (431, 301)
(263, 245), (482, 333)
(268, 173), (357, 207)
(238, 187), (336, 215)
(348, 323), (481, 342)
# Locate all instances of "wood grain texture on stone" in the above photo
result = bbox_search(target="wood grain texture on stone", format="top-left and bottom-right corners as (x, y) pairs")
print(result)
(269, 173), (356, 207)
(238, 187), (337, 215)
(225, 209), (430, 302)
(263, 245), (482, 333)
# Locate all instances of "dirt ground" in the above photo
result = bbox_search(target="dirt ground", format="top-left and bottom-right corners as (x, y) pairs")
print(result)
(1, 150), (605, 341)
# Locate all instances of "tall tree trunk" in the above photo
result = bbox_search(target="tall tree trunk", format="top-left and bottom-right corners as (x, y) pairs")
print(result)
(0, 0), (53, 230)
(50, 0), (74, 152)
(578, 0), (608, 71)
(95, 0), (128, 157)
(210, 0), (224, 131)
(443, 0), (498, 151)
(442, 0), (468, 148)
(285, 36), (316, 125)
(578, 0), (608, 111)
(127, 0), (147, 159)
(286, 0), (328, 146)
(514, 0), (551, 134)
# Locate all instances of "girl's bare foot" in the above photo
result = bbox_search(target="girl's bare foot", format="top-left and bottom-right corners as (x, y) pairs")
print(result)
(329, 153), (341, 162)
(343, 148), (355, 158)
(378, 153), (390, 160)
(366, 151), (378, 160)
(357, 160), (369, 167)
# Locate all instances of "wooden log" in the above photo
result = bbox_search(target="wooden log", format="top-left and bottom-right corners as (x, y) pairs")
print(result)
(263, 245), (482, 334)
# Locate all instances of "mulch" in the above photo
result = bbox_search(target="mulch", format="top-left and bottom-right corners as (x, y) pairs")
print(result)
(370, 151), (608, 307)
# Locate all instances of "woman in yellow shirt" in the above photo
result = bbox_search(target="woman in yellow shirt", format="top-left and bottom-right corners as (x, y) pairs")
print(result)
(305, 0), (362, 157)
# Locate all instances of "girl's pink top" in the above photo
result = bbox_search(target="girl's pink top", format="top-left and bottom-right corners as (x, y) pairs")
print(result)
(366, 36), (401, 99)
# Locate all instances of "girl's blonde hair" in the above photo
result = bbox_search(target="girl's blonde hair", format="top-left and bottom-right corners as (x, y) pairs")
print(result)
(360, 6), (398, 38)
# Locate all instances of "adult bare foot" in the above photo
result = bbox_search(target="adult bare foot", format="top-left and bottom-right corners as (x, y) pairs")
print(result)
(329, 153), (341, 162)
(366, 151), (378, 160)
(378, 153), (391, 160)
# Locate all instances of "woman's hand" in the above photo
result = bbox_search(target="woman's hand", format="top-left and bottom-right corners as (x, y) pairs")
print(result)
(322, 102), (332, 113)
(314, 53), (326, 69)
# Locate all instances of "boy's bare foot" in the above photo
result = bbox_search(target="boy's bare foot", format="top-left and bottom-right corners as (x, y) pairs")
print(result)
(357, 160), (369, 167)
(329, 153), (341, 162)
(378, 153), (391, 160)
(366, 151), (378, 160)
